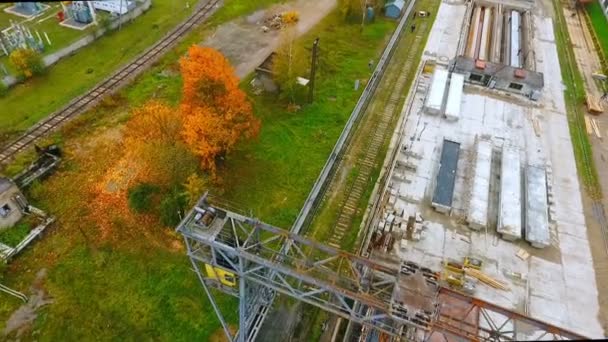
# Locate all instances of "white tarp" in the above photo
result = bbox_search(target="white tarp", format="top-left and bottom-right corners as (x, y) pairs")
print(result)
(445, 73), (464, 121)
(468, 139), (492, 230)
(424, 68), (448, 115)
(498, 145), (522, 240)
(525, 165), (550, 248)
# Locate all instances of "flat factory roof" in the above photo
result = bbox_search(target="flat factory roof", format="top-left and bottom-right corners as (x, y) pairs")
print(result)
(425, 68), (449, 114)
(445, 73), (465, 120)
(432, 139), (460, 209)
(498, 145), (522, 240)
(525, 165), (550, 248)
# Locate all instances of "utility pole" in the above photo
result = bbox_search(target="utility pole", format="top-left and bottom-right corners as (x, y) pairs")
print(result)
(308, 37), (319, 104)
(119, 0), (123, 31)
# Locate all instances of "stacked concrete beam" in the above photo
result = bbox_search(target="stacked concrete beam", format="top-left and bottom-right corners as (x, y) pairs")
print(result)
(466, 5), (483, 59)
(490, 4), (503, 64)
(468, 139), (492, 230)
(510, 10), (522, 68)
(497, 145), (522, 241)
(525, 165), (550, 248)
(424, 68), (449, 115)
(445, 73), (465, 121)
(478, 6), (492, 61)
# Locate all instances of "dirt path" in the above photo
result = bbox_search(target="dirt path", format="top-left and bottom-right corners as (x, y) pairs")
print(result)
(202, 0), (337, 78)
(563, 4), (608, 332)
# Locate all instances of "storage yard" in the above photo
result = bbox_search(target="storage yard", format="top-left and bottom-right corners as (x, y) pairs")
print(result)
(362, 0), (604, 338)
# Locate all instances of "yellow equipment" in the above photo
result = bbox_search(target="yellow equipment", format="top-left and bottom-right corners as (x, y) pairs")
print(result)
(205, 264), (237, 287)
(464, 256), (482, 270)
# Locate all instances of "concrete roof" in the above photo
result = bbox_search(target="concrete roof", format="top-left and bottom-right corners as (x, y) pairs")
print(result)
(453, 56), (544, 89)
(0, 177), (14, 194)
(432, 140), (460, 208)
(385, 0), (406, 9)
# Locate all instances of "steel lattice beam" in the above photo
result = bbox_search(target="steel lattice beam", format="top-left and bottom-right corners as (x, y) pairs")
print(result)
(177, 195), (589, 342)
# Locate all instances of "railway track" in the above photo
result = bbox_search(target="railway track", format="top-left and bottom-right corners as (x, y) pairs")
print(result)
(0, 0), (221, 166)
(326, 24), (427, 250)
(554, 0), (608, 255)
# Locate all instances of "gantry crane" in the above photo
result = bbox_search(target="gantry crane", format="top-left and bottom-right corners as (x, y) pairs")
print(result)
(177, 194), (587, 342)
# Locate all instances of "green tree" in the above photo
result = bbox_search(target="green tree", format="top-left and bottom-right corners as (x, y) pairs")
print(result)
(9, 48), (44, 79)
(272, 27), (308, 104)
(0, 81), (7, 97)
(124, 100), (198, 187)
(127, 183), (160, 213)
(339, 0), (380, 25)
(183, 173), (207, 206)
(160, 189), (188, 227)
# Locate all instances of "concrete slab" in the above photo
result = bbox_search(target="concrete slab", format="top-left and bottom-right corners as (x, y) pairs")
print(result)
(366, 0), (604, 337)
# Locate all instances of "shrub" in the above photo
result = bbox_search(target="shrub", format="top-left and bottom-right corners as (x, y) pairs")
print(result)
(9, 48), (44, 79)
(159, 189), (188, 227)
(282, 11), (300, 25)
(0, 222), (31, 247)
(0, 81), (7, 97)
(127, 183), (160, 213)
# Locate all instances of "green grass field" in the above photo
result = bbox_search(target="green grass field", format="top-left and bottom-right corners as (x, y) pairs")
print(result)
(554, 0), (601, 197)
(587, 1), (608, 66)
(0, 3), (397, 340)
(0, 0), (194, 143)
(0, 0), (286, 144)
(220, 14), (397, 228)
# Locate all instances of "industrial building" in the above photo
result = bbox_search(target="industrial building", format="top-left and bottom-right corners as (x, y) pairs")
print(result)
(451, 0), (544, 99)
(359, 0), (604, 337)
(0, 178), (26, 230)
(431, 140), (460, 214)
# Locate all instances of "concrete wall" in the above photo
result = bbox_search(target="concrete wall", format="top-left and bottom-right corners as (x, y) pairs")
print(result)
(0, 184), (25, 230)
(1, 0), (151, 88)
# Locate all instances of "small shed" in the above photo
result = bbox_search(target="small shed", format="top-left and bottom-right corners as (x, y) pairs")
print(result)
(384, 0), (406, 19)
(0, 177), (26, 230)
(253, 52), (278, 93)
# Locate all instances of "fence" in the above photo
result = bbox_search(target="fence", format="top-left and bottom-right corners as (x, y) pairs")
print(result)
(291, 0), (417, 235)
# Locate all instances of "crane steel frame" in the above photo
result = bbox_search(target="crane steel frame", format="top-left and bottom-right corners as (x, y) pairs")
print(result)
(177, 195), (588, 342)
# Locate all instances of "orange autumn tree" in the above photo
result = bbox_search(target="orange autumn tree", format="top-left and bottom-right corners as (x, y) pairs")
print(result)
(124, 100), (198, 186)
(180, 46), (260, 173)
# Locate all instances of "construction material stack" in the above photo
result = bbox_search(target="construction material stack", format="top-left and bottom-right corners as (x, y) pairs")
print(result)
(467, 138), (492, 230)
(445, 73), (465, 121)
(524, 165), (550, 248)
(497, 145), (522, 241)
(424, 69), (449, 115)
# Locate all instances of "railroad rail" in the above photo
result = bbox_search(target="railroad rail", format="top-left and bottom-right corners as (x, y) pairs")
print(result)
(0, 0), (221, 166)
